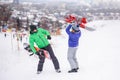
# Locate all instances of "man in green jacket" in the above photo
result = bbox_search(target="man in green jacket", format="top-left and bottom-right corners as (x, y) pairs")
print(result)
(29, 25), (61, 74)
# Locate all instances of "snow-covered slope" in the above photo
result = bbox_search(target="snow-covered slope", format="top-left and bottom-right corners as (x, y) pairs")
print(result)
(0, 20), (120, 80)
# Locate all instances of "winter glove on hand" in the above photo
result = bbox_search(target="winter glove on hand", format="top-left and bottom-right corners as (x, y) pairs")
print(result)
(39, 50), (45, 57)
(36, 50), (45, 57)
(35, 51), (40, 56)
(47, 35), (51, 40)
(80, 23), (86, 28)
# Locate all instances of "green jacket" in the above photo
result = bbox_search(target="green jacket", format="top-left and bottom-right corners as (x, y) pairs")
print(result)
(29, 28), (50, 54)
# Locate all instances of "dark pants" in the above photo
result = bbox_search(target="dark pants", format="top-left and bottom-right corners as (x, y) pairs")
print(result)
(37, 44), (60, 71)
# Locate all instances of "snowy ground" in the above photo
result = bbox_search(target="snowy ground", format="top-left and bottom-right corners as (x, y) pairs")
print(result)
(0, 20), (120, 80)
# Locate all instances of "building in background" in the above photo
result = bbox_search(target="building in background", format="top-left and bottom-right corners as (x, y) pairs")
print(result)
(0, 0), (13, 4)
(13, 0), (19, 4)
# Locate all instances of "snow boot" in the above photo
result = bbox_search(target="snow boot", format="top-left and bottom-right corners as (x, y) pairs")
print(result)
(68, 68), (77, 73)
(76, 67), (79, 70)
(37, 71), (42, 74)
(56, 69), (61, 73)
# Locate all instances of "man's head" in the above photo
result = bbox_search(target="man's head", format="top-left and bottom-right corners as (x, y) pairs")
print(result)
(30, 25), (37, 31)
(30, 25), (37, 34)
(72, 24), (80, 32)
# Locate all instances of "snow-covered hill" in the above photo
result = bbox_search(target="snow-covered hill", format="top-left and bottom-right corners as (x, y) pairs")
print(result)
(0, 20), (120, 80)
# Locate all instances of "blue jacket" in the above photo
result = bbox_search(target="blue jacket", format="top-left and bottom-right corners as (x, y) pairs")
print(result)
(66, 24), (81, 47)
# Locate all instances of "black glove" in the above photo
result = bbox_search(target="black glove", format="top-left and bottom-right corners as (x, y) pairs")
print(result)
(47, 35), (51, 40)
(35, 50), (45, 57)
(35, 51), (40, 56)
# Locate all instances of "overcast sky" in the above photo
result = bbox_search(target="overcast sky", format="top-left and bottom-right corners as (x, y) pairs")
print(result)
(19, 0), (120, 3)
(20, 0), (120, 2)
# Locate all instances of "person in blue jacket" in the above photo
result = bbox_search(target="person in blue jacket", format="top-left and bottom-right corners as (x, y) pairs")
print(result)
(66, 23), (81, 73)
